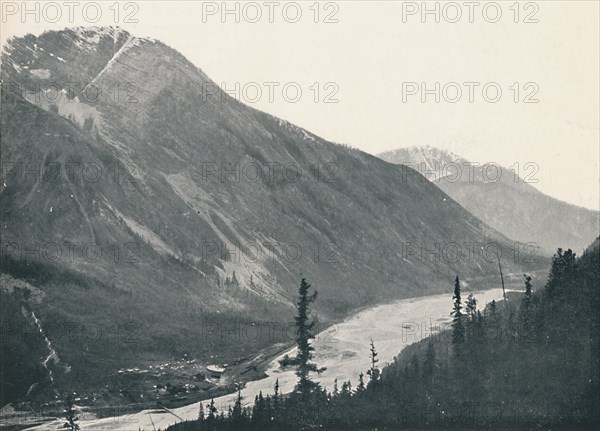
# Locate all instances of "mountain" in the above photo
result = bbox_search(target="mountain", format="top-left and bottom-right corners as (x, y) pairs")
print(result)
(378, 146), (600, 256)
(0, 27), (542, 402)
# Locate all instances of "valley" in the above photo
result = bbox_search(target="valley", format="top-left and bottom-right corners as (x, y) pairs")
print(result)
(10, 283), (524, 431)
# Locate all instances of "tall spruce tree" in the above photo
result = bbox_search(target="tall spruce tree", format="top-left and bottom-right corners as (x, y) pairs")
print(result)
(292, 278), (324, 399)
(451, 276), (465, 347)
(367, 339), (380, 386)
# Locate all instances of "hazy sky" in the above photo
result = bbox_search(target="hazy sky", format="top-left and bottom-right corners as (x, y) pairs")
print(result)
(1, 1), (598, 210)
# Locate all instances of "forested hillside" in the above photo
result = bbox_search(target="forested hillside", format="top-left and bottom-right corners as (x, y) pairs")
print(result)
(167, 238), (599, 430)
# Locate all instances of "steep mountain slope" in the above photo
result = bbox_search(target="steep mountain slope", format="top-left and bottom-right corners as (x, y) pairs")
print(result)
(1, 27), (541, 401)
(379, 146), (600, 255)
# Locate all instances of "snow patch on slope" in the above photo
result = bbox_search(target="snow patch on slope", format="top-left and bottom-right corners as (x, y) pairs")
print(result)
(23, 89), (103, 130)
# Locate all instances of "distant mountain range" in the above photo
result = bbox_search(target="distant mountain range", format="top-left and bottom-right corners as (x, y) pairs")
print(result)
(1, 27), (542, 401)
(378, 146), (599, 256)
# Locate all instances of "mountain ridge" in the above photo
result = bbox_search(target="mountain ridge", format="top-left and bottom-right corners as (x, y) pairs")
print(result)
(378, 145), (599, 255)
(1, 27), (543, 402)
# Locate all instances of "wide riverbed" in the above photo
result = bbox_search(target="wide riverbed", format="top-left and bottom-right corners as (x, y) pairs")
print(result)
(30, 287), (508, 431)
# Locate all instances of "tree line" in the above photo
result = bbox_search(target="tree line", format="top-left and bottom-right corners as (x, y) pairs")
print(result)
(163, 243), (599, 430)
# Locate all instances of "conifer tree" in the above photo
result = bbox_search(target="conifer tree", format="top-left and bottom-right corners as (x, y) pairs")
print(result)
(464, 293), (479, 344)
(292, 278), (324, 399)
(63, 393), (79, 431)
(489, 299), (497, 315)
(252, 391), (267, 424)
(332, 378), (339, 397)
(367, 339), (380, 385)
(522, 274), (534, 342)
(198, 402), (204, 421)
(524, 274), (533, 300)
(452, 276), (465, 347)
(231, 386), (243, 423)
(272, 378), (280, 420)
(206, 399), (217, 426)
(547, 248), (576, 299)
(340, 381), (352, 399)
(465, 293), (478, 321)
(357, 372), (366, 393)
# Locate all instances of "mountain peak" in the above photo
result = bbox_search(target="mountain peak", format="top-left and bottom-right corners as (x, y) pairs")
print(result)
(378, 146), (467, 182)
(70, 25), (129, 43)
(380, 145), (463, 163)
(1, 25), (132, 84)
(2, 26), (131, 56)
(1, 26), (211, 132)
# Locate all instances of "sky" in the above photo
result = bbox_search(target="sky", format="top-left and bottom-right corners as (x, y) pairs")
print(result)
(1, 1), (599, 210)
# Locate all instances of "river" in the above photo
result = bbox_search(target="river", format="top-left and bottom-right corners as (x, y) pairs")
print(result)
(29, 287), (509, 431)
